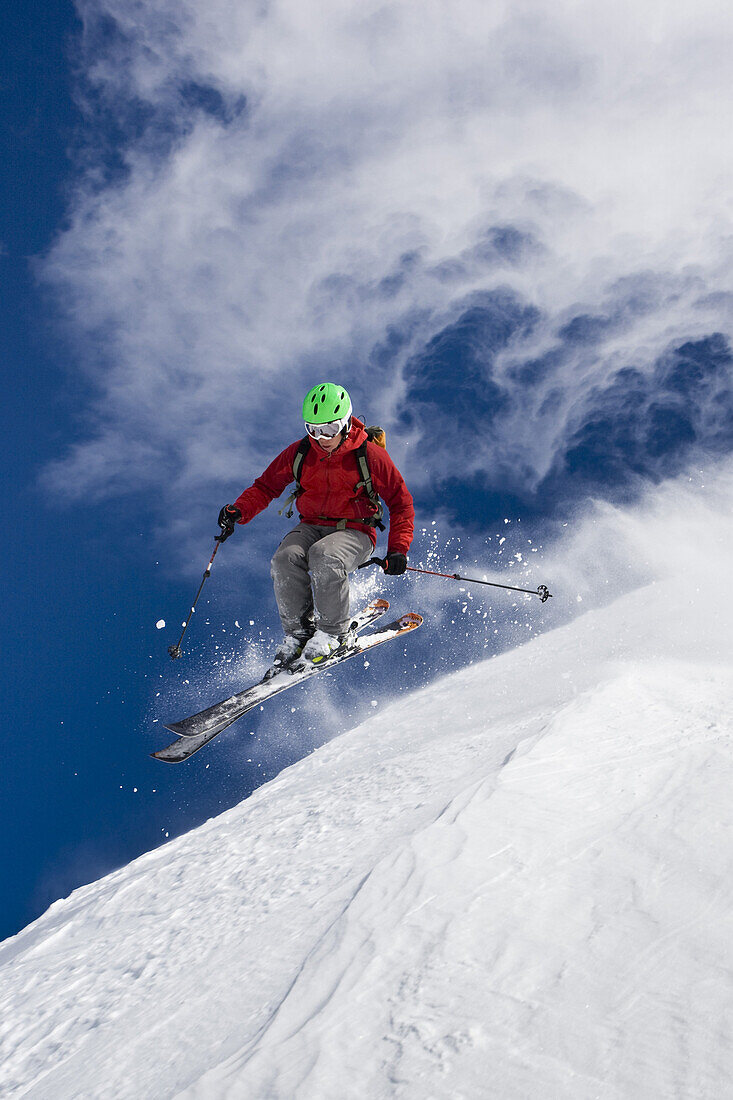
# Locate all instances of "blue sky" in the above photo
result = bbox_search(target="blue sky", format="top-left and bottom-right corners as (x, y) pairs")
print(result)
(4, 0), (733, 941)
(2, 1), (271, 939)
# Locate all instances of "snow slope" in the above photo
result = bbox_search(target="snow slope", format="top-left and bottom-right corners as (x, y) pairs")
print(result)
(3, 494), (733, 1098)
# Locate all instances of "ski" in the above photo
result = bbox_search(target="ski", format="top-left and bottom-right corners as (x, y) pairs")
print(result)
(151, 609), (422, 763)
(166, 598), (389, 739)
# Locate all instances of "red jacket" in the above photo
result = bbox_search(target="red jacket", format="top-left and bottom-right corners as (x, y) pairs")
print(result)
(233, 418), (414, 553)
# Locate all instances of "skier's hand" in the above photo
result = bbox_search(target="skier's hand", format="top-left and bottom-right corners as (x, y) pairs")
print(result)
(384, 551), (407, 576)
(216, 504), (242, 542)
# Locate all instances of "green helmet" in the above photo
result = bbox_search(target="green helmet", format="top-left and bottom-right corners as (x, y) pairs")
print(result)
(302, 382), (352, 424)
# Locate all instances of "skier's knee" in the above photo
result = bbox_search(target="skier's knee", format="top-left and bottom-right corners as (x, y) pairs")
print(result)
(271, 543), (308, 577)
(307, 542), (345, 577)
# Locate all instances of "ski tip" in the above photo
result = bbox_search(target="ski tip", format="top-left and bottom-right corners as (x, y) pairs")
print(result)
(151, 745), (189, 762)
(399, 612), (423, 628)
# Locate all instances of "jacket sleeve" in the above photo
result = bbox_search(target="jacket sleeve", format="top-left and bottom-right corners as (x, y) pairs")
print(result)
(368, 444), (415, 555)
(232, 441), (301, 524)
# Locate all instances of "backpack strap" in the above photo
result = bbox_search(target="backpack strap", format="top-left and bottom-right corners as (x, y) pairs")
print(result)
(278, 436), (311, 519)
(353, 441), (386, 531)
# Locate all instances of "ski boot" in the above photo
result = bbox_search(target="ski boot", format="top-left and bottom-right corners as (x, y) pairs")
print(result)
(264, 633), (311, 680)
(298, 627), (356, 667)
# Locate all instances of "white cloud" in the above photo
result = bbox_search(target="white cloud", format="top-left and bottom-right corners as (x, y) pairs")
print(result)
(44, 0), (733, 520)
(534, 456), (733, 626)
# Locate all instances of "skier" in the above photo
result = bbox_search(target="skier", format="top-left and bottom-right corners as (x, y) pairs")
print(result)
(217, 382), (415, 669)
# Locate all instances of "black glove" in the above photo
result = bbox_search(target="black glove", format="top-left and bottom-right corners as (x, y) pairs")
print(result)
(384, 551), (407, 576)
(216, 504), (242, 542)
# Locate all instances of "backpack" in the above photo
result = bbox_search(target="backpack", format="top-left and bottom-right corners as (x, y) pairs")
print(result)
(279, 426), (387, 531)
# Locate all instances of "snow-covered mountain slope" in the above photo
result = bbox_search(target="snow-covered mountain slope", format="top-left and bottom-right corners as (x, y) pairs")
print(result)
(3, 503), (733, 1098)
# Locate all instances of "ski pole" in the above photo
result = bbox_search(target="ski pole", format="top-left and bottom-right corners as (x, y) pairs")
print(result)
(168, 539), (223, 659)
(360, 557), (553, 603)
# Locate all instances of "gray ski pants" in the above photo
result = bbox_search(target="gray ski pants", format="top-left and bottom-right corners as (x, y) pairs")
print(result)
(270, 524), (373, 638)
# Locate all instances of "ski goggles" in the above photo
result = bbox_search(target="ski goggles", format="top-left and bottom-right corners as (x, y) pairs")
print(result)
(304, 415), (351, 439)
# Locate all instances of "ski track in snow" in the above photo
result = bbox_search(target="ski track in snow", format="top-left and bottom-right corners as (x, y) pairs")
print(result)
(2, 574), (733, 1099)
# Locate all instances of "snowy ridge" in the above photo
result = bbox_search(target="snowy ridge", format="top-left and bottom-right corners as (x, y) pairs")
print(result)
(2, 551), (733, 1096)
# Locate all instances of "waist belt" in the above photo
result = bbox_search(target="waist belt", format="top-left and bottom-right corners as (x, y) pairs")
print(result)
(316, 515), (385, 531)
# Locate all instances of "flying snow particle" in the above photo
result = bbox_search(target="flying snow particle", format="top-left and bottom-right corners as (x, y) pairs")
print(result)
(156, 619), (166, 629)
